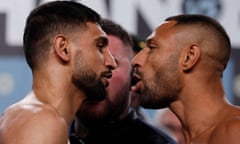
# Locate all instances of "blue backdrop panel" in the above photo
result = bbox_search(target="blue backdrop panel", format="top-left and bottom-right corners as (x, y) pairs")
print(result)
(0, 57), (32, 114)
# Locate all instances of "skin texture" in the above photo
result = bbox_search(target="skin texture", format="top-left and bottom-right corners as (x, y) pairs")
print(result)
(132, 15), (240, 144)
(154, 108), (185, 144)
(75, 34), (133, 127)
(132, 21), (182, 109)
(71, 20), (177, 144)
(0, 21), (116, 144)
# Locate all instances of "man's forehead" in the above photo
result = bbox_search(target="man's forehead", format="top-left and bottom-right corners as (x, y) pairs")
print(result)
(85, 22), (108, 40)
(147, 21), (177, 40)
(156, 20), (177, 31)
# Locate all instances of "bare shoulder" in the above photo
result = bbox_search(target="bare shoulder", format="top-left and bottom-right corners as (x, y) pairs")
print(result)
(210, 108), (240, 144)
(0, 102), (68, 144)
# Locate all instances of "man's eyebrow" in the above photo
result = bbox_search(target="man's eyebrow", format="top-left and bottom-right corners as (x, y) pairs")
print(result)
(146, 38), (154, 45)
(96, 36), (108, 45)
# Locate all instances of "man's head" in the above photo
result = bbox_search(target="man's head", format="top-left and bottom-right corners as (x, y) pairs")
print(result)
(24, 1), (116, 101)
(131, 14), (231, 109)
(76, 19), (134, 124)
(165, 14), (231, 72)
(24, 1), (101, 69)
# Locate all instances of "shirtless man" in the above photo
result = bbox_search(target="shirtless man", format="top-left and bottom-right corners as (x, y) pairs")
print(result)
(0, 1), (116, 144)
(70, 19), (176, 144)
(132, 14), (240, 144)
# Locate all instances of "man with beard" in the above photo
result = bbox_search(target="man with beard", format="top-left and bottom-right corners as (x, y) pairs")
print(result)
(0, 1), (116, 144)
(132, 14), (240, 144)
(69, 19), (176, 144)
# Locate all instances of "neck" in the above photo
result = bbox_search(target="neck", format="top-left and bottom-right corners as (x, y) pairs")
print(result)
(169, 79), (228, 141)
(32, 70), (86, 125)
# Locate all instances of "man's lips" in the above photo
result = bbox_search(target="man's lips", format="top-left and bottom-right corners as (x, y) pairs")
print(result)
(131, 72), (142, 93)
(132, 72), (142, 84)
(103, 71), (113, 79)
(102, 71), (113, 87)
(131, 81), (142, 93)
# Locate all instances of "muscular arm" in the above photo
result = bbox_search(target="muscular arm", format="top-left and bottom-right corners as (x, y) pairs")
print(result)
(3, 106), (69, 144)
(24, 112), (69, 144)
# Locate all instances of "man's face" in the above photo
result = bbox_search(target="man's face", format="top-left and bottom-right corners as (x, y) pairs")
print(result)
(76, 35), (133, 122)
(71, 22), (116, 101)
(131, 21), (183, 109)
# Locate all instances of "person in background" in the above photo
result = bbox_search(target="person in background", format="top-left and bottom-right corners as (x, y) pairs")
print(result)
(0, 1), (116, 144)
(153, 108), (185, 144)
(131, 14), (240, 144)
(70, 19), (176, 144)
(130, 35), (147, 121)
(131, 35), (145, 55)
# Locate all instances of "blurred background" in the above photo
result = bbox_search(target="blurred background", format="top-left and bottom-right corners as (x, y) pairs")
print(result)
(0, 0), (240, 120)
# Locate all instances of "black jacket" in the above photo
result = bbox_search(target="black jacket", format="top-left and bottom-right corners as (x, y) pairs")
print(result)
(69, 109), (177, 144)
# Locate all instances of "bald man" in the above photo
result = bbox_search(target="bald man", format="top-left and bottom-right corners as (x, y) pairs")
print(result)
(132, 14), (240, 144)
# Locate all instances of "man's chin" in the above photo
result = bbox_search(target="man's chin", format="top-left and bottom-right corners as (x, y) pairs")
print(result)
(86, 94), (105, 101)
(85, 87), (107, 101)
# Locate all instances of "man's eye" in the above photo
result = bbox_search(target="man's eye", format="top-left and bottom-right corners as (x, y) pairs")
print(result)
(96, 42), (106, 53)
(97, 42), (105, 48)
(96, 38), (108, 50)
(148, 44), (157, 49)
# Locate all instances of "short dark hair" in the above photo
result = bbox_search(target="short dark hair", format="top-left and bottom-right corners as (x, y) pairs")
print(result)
(166, 14), (231, 70)
(100, 19), (133, 48)
(23, 1), (101, 69)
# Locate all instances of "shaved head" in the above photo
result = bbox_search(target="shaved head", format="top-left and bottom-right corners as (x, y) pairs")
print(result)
(166, 14), (231, 75)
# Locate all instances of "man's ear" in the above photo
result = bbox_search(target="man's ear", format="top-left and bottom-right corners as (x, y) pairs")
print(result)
(53, 35), (71, 62)
(181, 45), (200, 72)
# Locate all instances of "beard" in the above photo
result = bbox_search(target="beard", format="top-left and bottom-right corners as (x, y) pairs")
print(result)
(140, 54), (182, 109)
(140, 73), (181, 109)
(76, 79), (131, 126)
(72, 51), (106, 101)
